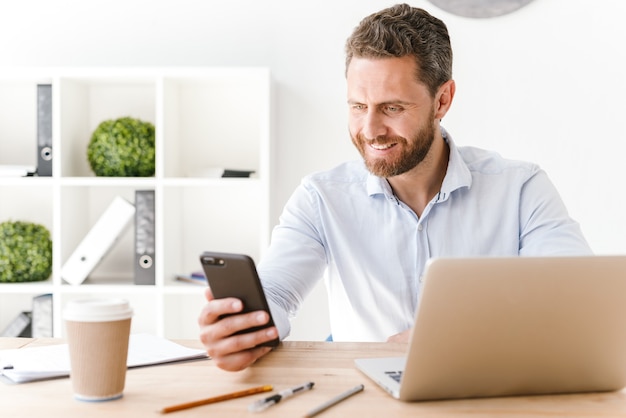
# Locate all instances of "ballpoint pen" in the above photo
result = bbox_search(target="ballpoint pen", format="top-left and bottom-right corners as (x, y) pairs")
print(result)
(248, 381), (315, 412)
(304, 384), (364, 417)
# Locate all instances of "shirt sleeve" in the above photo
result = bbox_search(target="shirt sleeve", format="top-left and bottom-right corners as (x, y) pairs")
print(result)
(518, 169), (592, 256)
(257, 181), (328, 340)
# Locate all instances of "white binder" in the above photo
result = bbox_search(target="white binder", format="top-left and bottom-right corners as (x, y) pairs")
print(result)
(61, 196), (135, 285)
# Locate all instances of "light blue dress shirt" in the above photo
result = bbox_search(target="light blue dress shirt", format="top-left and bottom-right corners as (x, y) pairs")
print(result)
(258, 131), (592, 342)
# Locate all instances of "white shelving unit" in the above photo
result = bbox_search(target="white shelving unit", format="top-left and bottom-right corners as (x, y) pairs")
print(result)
(0, 67), (273, 339)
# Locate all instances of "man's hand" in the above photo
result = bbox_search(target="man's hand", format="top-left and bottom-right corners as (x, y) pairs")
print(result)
(387, 329), (411, 343)
(198, 288), (278, 371)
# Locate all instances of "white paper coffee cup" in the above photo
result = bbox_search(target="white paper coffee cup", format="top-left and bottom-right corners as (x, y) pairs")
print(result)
(64, 298), (133, 402)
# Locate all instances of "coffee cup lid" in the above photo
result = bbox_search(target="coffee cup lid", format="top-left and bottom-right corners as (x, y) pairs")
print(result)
(63, 298), (133, 322)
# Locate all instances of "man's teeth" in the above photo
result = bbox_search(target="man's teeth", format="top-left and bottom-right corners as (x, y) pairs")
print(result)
(370, 143), (394, 150)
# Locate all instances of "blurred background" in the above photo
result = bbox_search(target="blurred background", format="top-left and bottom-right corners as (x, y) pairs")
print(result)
(2, 0), (624, 340)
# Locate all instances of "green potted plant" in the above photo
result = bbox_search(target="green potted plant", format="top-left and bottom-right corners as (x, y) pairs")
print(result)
(0, 220), (53, 283)
(87, 116), (156, 177)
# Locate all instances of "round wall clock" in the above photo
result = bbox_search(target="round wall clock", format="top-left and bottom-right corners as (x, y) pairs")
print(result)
(426, 0), (536, 18)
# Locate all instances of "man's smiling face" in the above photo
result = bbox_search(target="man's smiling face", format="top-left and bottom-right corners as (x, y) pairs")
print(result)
(347, 55), (438, 178)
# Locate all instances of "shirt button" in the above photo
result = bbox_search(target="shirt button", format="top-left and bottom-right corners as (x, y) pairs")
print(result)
(418, 224), (423, 232)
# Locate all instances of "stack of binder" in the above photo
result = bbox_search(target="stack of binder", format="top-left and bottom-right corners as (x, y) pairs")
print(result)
(61, 196), (135, 285)
(61, 192), (156, 286)
(0, 293), (53, 338)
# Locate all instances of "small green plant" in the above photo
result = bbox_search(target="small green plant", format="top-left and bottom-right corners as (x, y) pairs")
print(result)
(0, 220), (53, 283)
(87, 116), (156, 177)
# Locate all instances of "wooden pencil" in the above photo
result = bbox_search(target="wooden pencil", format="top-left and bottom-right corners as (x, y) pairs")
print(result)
(160, 384), (273, 414)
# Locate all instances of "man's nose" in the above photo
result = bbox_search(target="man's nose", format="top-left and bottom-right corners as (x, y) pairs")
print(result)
(361, 110), (387, 139)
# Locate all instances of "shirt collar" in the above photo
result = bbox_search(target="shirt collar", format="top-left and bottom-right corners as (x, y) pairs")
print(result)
(366, 127), (472, 199)
(439, 127), (472, 198)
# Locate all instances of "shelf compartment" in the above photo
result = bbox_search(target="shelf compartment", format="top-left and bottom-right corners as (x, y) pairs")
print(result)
(0, 291), (52, 336)
(162, 182), (265, 287)
(58, 76), (157, 178)
(161, 69), (270, 179)
(60, 185), (141, 285)
(0, 185), (53, 228)
(0, 77), (51, 167)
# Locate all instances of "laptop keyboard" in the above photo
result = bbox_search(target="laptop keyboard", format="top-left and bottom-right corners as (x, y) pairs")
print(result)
(385, 370), (403, 383)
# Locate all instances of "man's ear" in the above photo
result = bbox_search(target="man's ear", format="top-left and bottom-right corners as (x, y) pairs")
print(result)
(435, 79), (455, 120)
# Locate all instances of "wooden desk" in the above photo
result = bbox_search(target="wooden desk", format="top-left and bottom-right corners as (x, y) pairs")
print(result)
(3, 338), (626, 417)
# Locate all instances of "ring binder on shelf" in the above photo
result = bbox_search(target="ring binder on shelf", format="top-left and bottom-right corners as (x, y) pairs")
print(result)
(134, 190), (156, 285)
(61, 196), (135, 285)
(0, 311), (32, 338)
(36, 84), (53, 177)
(31, 293), (53, 338)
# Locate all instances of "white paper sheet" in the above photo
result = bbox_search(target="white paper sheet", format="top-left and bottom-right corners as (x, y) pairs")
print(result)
(0, 333), (208, 384)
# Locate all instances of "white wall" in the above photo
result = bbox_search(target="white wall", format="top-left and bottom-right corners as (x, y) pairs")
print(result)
(2, 0), (625, 340)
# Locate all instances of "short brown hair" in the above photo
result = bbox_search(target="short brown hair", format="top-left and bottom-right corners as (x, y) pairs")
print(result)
(345, 3), (453, 97)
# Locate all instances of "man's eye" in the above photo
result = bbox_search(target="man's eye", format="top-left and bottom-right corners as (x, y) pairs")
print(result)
(351, 104), (366, 111)
(386, 105), (401, 113)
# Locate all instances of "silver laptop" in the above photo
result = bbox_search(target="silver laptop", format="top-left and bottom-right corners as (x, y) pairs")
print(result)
(355, 255), (626, 401)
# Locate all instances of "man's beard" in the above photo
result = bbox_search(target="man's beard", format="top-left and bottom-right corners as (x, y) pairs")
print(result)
(351, 117), (437, 178)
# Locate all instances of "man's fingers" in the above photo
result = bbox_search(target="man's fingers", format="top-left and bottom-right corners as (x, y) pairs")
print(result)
(200, 311), (272, 348)
(198, 297), (243, 326)
(211, 346), (273, 372)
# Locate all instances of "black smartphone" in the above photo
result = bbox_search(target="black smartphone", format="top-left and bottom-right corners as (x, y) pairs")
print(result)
(199, 251), (279, 348)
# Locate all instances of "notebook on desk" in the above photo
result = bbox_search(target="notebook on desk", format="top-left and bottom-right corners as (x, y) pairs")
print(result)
(355, 255), (626, 402)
